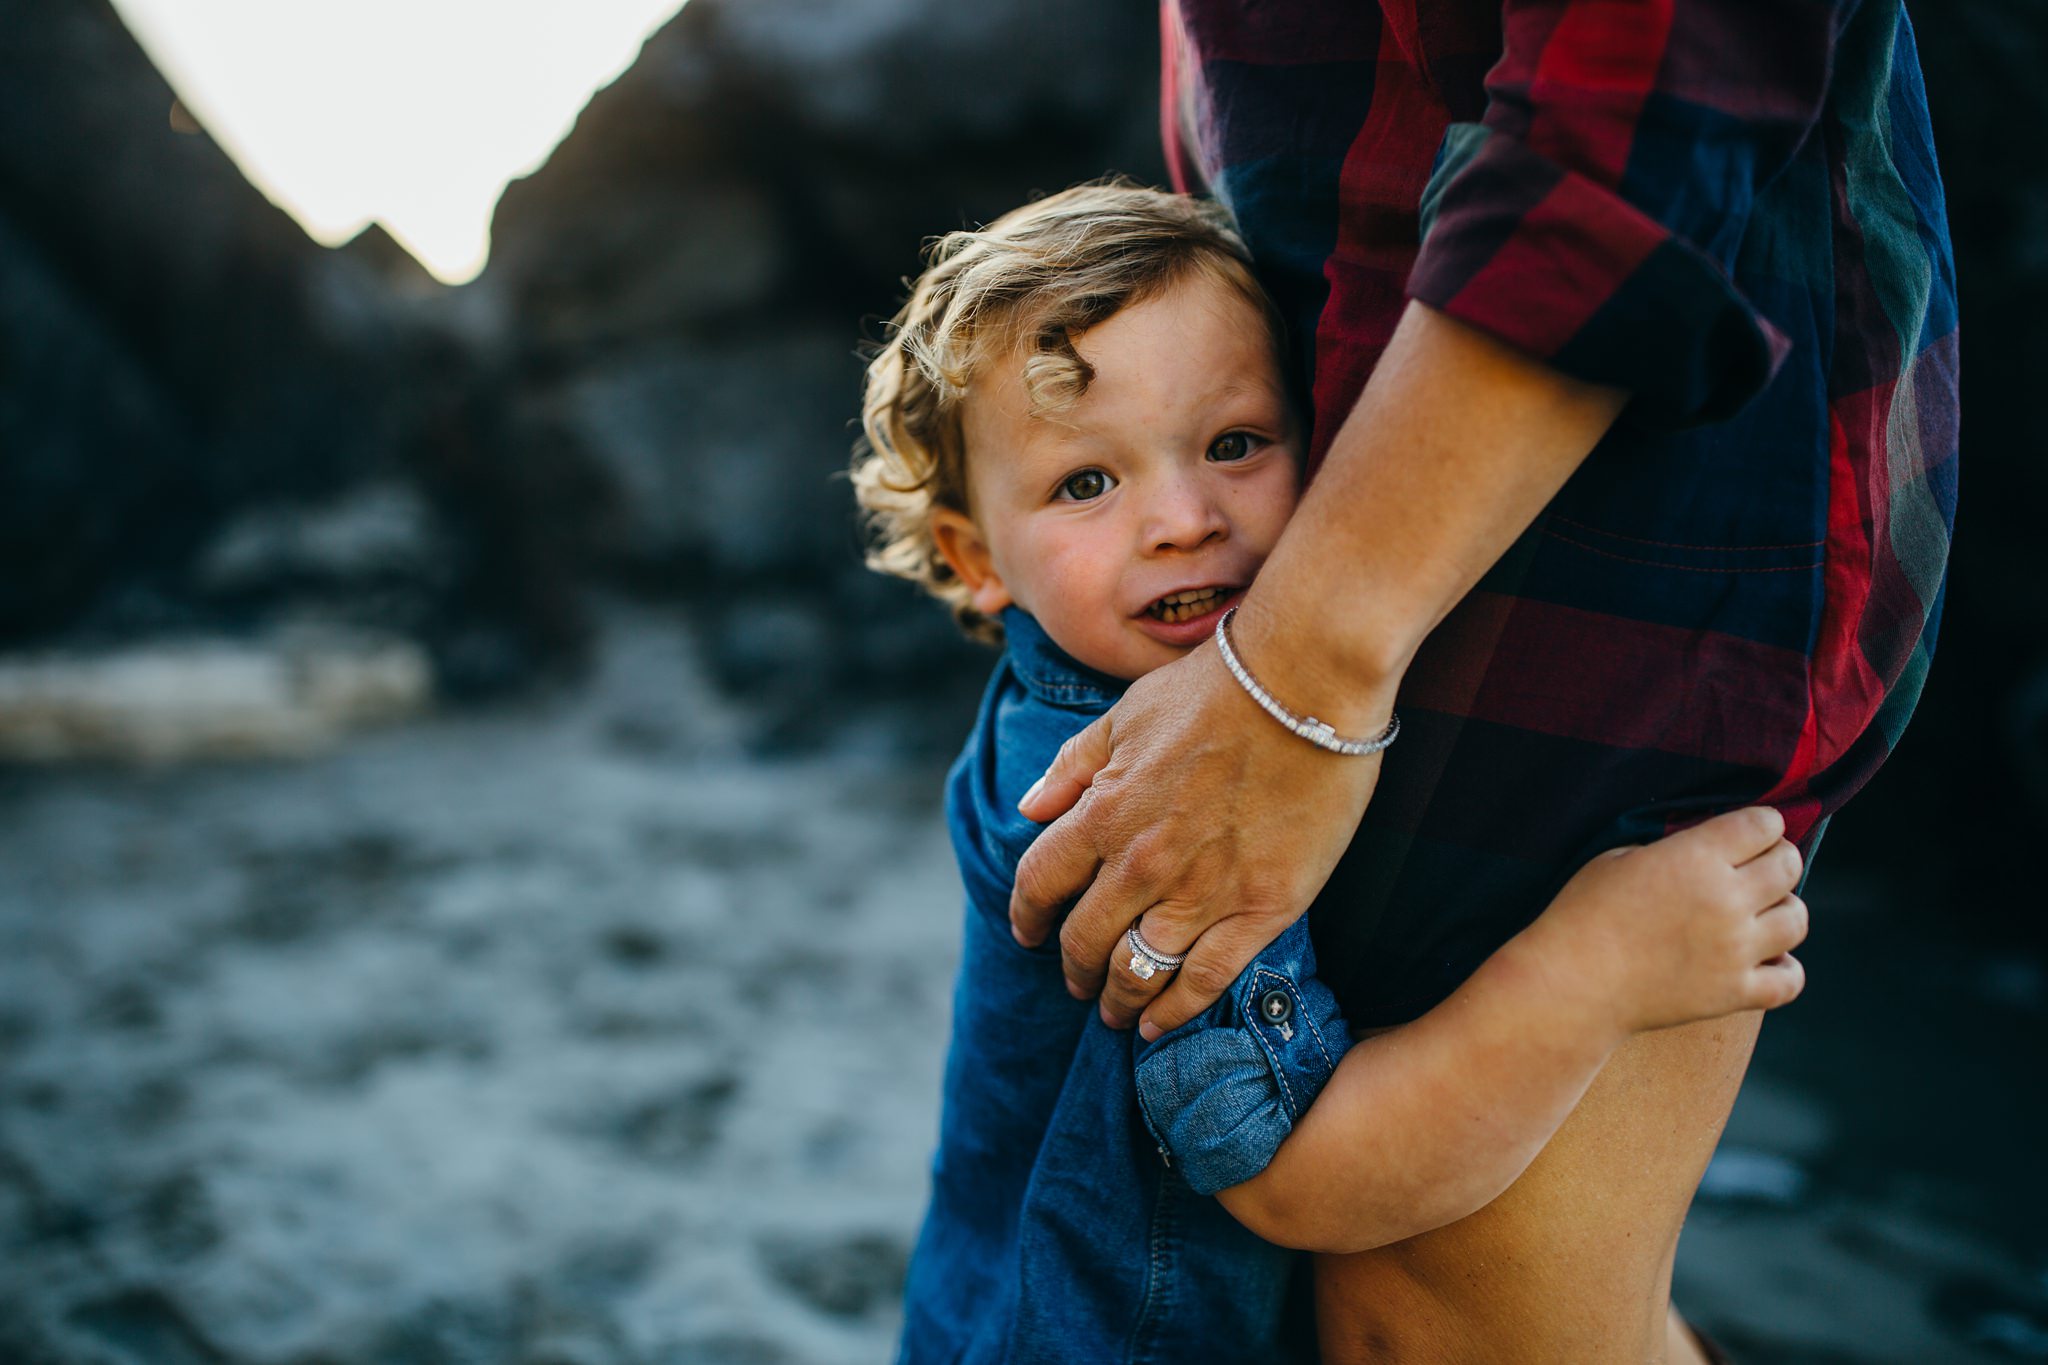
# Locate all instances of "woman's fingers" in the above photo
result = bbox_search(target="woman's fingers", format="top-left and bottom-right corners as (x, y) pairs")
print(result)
(1137, 916), (1272, 1038)
(1017, 714), (1115, 823)
(1015, 642), (1382, 1024)
(1008, 715), (1118, 948)
(1008, 803), (1104, 949)
(1094, 909), (1191, 1026)
(1057, 858), (1171, 1003)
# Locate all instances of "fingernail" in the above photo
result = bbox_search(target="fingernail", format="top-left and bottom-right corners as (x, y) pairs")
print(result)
(1011, 922), (1032, 947)
(1138, 1019), (1161, 1042)
(1018, 776), (1046, 812)
(1066, 979), (1087, 1000)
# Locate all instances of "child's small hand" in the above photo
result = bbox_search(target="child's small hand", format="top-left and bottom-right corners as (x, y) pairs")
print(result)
(1538, 806), (1809, 1036)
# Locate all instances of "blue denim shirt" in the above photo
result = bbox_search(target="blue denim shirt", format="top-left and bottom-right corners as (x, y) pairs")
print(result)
(898, 608), (1350, 1365)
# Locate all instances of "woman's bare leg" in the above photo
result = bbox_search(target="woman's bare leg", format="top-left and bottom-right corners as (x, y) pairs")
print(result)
(1667, 1306), (1719, 1365)
(1315, 1011), (1760, 1364)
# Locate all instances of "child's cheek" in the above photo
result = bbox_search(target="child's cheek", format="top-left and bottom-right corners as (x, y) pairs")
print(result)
(1029, 527), (1114, 597)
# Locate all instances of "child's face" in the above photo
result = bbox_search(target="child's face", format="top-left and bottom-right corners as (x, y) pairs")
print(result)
(932, 272), (1302, 682)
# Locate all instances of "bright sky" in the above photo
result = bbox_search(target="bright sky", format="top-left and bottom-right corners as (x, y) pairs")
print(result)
(109, 0), (689, 284)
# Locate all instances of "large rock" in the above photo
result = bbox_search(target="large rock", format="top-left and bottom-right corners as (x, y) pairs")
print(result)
(538, 328), (857, 579)
(0, 207), (196, 637)
(0, 629), (431, 763)
(0, 0), (595, 688)
(479, 0), (1165, 608)
(0, 0), (410, 635)
(488, 0), (1165, 334)
(438, 0), (1167, 711)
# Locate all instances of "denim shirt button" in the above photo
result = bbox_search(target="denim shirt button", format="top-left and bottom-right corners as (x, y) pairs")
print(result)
(1256, 988), (1292, 1025)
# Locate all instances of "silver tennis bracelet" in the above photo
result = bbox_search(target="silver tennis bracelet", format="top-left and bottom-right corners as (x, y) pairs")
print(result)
(1212, 607), (1400, 757)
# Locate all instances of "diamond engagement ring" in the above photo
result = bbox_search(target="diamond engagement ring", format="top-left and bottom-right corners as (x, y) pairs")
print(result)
(1124, 924), (1186, 981)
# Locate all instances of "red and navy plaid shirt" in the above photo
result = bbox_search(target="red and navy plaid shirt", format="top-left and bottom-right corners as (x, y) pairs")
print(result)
(1164, 0), (1958, 1024)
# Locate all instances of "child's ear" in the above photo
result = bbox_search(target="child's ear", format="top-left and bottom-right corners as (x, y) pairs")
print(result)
(930, 507), (1014, 616)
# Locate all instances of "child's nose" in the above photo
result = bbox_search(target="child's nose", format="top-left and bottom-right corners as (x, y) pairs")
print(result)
(1141, 477), (1228, 553)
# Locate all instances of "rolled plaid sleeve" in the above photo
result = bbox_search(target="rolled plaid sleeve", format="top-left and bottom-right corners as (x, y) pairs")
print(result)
(1406, 0), (1844, 426)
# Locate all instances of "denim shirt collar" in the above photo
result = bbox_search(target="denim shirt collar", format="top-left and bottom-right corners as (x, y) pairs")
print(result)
(1001, 607), (1124, 709)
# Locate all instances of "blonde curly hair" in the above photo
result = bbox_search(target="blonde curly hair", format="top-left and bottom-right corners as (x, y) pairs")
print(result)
(851, 180), (1285, 644)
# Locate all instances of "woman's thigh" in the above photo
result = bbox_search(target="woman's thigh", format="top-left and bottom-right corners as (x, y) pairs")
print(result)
(1314, 1010), (1763, 1365)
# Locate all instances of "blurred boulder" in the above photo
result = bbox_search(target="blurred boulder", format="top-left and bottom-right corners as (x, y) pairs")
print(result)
(0, 0), (413, 634)
(196, 483), (445, 597)
(480, 0), (1165, 603)
(538, 327), (855, 579)
(0, 0), (584, 686)
(487, 0), (1165, 333)
(0, 207), (196, 638)
(186, 482), (464, 667)
(453, 0), (1164, 710)
(0, 628), (431, 763)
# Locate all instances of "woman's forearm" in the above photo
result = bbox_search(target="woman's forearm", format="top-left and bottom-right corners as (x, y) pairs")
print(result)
(1008, 303), (1632, 1038)
(1215, 921), (1623, 1254)
(1209, 306), (1631, 1248)
(1228, 302), (1629, 731)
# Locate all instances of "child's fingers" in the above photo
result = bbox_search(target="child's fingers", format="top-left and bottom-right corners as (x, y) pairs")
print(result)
(1752, 893), (1809, 960)
(1695, 806), (1786, 860)
(1736, 837), (1804, 901)
(1747, 952), (1806, 1010)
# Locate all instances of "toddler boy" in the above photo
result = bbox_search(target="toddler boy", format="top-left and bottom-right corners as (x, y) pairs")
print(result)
(854, 182), (1809, 1363)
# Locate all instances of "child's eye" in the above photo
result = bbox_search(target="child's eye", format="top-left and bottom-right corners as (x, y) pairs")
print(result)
(1057, 469), (1114, 501)
(1208, 432), (1261, 463)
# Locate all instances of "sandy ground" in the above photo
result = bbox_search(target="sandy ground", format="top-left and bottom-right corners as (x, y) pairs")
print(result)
(1, 608), (2042, 1364)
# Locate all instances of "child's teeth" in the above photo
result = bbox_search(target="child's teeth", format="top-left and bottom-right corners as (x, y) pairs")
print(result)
(1152, 587), (1228, 622)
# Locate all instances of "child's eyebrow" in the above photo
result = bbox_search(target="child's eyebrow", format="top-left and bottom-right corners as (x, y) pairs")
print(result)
(1203, 378), (1288, 412)
(1019, 414), (1109, 449)
(1217, 362), (1287, 394)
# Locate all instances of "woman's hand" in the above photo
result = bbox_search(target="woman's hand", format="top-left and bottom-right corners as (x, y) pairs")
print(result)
(1008, 302), (1629, 1041)
(1010, 614), (1394, 1038)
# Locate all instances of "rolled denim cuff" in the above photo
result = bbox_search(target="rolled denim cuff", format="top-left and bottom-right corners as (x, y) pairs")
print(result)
(1133, 922), (1350, 1196)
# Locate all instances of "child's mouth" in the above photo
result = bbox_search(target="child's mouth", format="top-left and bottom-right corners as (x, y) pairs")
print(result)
(1144, 585), (1234, 624)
